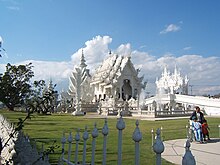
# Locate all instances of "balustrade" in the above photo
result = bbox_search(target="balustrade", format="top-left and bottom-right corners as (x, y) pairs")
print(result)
(0, 115), (50, 165)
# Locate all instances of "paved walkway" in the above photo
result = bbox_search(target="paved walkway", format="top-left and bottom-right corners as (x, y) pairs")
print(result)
(162, 138), (220, 165)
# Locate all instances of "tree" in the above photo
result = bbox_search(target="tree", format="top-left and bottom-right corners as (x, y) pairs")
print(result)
(0, 63), (34, 110)
(26, 80), (58, 114)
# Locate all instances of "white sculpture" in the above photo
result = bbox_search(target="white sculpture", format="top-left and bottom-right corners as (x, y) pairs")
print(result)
(68, 50), (92, 115)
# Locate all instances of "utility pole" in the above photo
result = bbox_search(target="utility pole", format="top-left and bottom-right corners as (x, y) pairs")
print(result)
(189, 85), (193, 95)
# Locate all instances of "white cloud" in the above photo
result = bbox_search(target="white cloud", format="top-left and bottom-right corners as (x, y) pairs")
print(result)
(71, 35), (112, 72)
(183, 46), (192, 50)
(116, 43), (132, 56)
(7, 6), (20, 10)
(1, 36), (220, 96)
(1, 0), (20, 10)
(0, 36), (3, 44)
(160, 24), (181, 34)
(14, 60), (72, 91)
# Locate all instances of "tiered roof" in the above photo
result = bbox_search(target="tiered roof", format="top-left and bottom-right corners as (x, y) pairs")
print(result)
(90, 53), (137, 85)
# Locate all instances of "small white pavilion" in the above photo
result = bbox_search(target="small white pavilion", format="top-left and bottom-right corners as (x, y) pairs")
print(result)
(143, 67), (220, 117)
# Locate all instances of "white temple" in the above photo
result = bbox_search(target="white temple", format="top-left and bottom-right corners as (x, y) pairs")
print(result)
(143, 67), (220, 117)
(156, 66), (189, 95)
(67, 51), (220, 117)
(90, 52), (145, 102)
(68, 51), (146, 116)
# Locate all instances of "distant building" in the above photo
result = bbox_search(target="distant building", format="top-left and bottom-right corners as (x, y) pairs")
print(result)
(156, 66), (189, 95)
(143, 67), (220, 116)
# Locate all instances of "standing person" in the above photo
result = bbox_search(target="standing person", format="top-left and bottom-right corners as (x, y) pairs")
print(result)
(190, 106), (205, 124)
(191, 116), (203, 143)
(202, 119), (211, 141)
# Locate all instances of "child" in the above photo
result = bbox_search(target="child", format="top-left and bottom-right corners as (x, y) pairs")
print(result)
(202, 119), (210, 141)
(191, 116), (203, 143)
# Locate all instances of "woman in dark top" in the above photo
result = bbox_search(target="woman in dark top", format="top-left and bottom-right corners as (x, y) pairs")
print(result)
(190, 106), (205, 124)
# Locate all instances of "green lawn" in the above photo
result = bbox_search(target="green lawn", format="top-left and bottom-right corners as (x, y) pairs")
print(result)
(1, 110), (219, 165)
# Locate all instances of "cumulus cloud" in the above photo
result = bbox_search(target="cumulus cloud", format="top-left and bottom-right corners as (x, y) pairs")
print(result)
(71, 35), (112, 72)
(160, 24), (181, 34)
(15, 60), (72, 90)
(1, 35), (220, 96)
(116, 43), (132, 56)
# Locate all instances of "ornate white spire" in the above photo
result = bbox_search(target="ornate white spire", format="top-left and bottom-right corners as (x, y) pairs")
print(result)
(80, 49), (87, 68)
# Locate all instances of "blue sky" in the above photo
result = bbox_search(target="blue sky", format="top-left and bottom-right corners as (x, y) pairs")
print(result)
(1, 0), (220, 95)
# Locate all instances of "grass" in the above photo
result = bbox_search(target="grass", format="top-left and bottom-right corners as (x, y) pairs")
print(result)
(0, 109), (220, 165)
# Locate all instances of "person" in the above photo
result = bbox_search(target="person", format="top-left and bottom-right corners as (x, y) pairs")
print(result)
(191, 116), (203, 143)
(190, 106), (205, 124)
(202, 119), (211, 141)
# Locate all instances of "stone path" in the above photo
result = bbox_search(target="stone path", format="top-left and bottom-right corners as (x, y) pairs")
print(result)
(162, 138), (220, 165)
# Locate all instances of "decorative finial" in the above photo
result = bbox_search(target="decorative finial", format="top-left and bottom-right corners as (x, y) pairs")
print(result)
(153, 128), (164, 154)
(132, 120), (142, 142)
(75, 128), (80, 141)
(92, 122), (99, 138)
(182, 139), (196, 165)
(83, 125), (89, 140)
(80, 48), (87, 68)
(68, 132), (73, 143)
(102, 118), (109, 136)
(116, 115), (125, 130)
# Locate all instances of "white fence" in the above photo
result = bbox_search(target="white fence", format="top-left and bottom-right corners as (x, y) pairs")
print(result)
(0, 114), (195, 165)
(59, 116), (195, 165)
(0, 114), (50, 165)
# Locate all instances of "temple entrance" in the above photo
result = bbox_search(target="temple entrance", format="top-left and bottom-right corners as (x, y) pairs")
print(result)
(122, 79), (132, 100)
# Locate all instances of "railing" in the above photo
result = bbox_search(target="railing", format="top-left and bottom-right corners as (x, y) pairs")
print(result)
(59, 116), (195, 165)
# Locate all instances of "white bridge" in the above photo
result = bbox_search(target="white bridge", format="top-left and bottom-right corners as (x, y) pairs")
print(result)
(143, 94), (220, 117)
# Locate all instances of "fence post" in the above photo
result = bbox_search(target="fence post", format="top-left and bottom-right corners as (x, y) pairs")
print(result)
(186, 125), (189, 139)
(116, 115), (125, 165)
(132, 120), (142, 165)
(218, 125), (220, 137)
(182, 139), (196, 165)
(151, 128), (154, 147)
(74, 128), (80, 164)
(91, 122), (99, 165)
(60, 132), (66, 164)
(82, 126), (89, 165)
(67, 132), (73, 163)
(102, 118), (109, 165)
(153, 128), (164, 165)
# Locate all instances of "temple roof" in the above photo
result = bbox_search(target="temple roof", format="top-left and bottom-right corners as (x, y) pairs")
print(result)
(91, 53), (140, 85)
